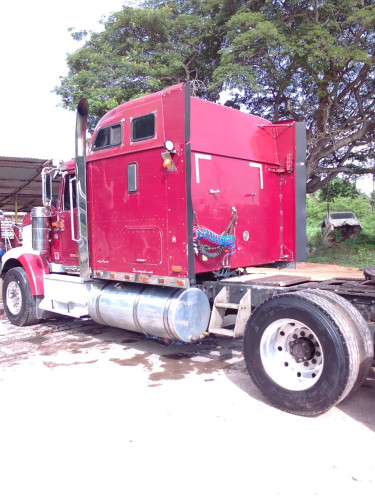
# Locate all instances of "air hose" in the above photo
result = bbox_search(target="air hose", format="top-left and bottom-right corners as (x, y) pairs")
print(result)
(193, 226), (236, 259)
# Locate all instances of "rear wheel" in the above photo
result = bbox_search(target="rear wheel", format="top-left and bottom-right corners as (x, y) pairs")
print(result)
(299, 289), (373, 389)
(3, 267), (40, 326)
(243, 291), (360, 416)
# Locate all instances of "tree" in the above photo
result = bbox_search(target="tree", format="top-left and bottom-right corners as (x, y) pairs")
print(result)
(317, 177), (361, 202)
(54, 0), (375, 192)
(55, 0), (228, 132)
(370, 190), (375, 211)
(213, 0), (375, 192)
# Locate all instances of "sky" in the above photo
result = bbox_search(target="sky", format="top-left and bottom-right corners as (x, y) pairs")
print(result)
(0, 0), (127, 162)
(0, 0), (372, 194)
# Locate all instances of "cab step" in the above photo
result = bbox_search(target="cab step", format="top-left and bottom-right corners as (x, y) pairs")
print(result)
(209, 327), (236, 337)
(208, 286), (251, 338)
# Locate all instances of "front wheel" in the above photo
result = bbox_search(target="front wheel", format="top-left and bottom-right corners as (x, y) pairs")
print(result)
(3, 267), (40, 326)
(243, 292), (360, 416)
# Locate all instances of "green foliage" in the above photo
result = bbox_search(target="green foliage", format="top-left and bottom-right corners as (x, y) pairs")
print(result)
(306, 193), (375, 268)
(55, 0), (226, 131)
(318, 178), (361, 202)
(370, 190), (375, 210)
(54, 0), (375, 187)
(307, 193), (373, 225)
(213, 0), (375, 192)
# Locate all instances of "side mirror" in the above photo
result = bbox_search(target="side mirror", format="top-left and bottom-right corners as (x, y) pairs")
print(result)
(42, 167), (59, 207)
(42, 170), (53, 207)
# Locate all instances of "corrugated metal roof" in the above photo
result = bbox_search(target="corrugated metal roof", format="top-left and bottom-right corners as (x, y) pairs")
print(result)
(0, 156), (53, 212)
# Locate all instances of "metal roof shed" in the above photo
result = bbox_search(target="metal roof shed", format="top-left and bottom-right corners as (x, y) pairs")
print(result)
(0, 156), (52, 212)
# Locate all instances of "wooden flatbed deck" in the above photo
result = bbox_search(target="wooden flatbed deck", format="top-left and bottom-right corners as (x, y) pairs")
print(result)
(222, 262), (367, 288)
(246, 262), (364, 281)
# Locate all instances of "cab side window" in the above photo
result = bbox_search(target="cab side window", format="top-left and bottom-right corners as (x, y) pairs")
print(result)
(93, 123), (122, 150)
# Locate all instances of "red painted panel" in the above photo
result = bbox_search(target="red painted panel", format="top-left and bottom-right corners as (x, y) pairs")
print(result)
(191, 154), (288, 273)
(190, 100), (296, 274)
(122, 228), (162, 264)
(274, 120), (297, 261)
(190, 98), (283, 166)
(50, 210), (79, 266)
(50, 170), (80, 268)
(18, 253), (49, 295)
(86, 84), (189, 278)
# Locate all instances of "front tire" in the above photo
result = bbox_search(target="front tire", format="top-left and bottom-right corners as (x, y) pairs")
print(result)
(3, 267), (40, 326)
(243, 292), (360, 416)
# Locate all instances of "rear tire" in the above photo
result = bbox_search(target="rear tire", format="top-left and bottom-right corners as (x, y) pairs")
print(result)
(3, 267), (40, 326)
(243, 291), (360, 416)
(299, 289), (373, 389)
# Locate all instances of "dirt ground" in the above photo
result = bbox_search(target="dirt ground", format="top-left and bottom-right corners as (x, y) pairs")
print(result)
(0, 290), (375, 500)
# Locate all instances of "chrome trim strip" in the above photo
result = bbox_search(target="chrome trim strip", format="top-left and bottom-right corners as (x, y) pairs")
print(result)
(92, 270), (189, 288)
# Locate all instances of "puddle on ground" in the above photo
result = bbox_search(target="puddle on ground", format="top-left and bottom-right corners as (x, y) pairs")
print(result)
(149, 357), (231, 382)
(161, 353), (197, 360)
(23, 335), (48, 345)
(108, 345), (240, 382)
(110, 353), (153, 371)
(72, 340), (101, 348)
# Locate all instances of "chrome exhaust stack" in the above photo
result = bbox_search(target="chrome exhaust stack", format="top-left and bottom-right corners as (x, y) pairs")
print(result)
(75, 98), (90, 278)
(75, 99), (89, 157)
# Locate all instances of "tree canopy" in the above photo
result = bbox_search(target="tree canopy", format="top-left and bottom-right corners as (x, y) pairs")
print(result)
(54, 0), (375, 192)
(317, 177), (361, 202)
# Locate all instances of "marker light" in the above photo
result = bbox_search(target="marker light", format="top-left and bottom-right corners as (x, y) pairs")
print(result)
(161, 151), (177, 171)
(164, 140), (174, 151)
(163, 157), (173, 169)
(171, 265), (182, 272)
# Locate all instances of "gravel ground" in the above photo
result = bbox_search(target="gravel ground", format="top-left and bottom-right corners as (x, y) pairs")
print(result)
(0, 304), (375, 500)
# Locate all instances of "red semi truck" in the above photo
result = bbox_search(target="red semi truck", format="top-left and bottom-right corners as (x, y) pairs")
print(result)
(1, 84), (374, 416)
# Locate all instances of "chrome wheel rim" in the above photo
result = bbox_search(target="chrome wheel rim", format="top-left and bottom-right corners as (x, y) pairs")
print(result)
(260, 318), (324, 391)
(6, 281), (22, 315)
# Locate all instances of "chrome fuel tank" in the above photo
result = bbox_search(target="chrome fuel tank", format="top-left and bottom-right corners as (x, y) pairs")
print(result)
(31, 206), (52, 251)
(88, 282), (210, 343)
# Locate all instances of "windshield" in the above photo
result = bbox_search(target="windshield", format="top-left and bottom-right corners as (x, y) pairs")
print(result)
(329, 212), (357, 220)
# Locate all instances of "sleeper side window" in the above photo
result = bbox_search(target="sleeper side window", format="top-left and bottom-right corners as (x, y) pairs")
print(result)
(93, 123), (122, 150)
(131, 113), (156, 142)
(127, 162), (138, 193)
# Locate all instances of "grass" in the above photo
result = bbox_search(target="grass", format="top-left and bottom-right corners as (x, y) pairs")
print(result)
(306, 195), (375, 269)
(306, 226), (375, 269)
